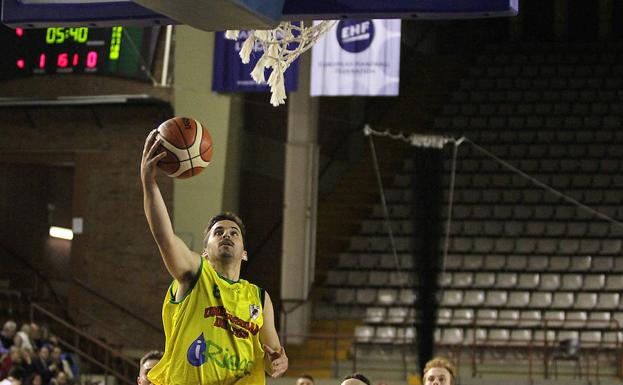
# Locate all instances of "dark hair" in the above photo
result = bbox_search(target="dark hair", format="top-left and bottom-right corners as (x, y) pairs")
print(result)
(343, 373), (371, 385)
(203, 212), (246, 247)
(299, 374), (315, 382)
(139, 350), (163, 368)
(8, 365), (27, 381)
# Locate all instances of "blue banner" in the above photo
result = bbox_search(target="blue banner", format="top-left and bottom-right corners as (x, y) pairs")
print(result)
(212, 31), (299, 93)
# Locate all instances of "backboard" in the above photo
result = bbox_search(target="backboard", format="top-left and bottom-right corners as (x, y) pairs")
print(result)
(2, 0), (519, 30)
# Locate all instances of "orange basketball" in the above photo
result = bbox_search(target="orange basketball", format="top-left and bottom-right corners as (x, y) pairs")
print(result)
(156, 117), (213, 179)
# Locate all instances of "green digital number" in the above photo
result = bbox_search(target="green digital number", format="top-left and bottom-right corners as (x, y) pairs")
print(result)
(77, 28), (89, 43)
(55, 28), (65, 44)
(45, 28), (56, 44)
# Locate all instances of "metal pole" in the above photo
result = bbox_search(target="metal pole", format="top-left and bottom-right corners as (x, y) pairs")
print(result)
(160, 25), (173, 87)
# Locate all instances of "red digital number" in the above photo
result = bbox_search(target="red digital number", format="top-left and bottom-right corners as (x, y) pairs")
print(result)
(39, 54), (46, 69)
(86, 51), (98, 68)
(57, 53), (68, 68)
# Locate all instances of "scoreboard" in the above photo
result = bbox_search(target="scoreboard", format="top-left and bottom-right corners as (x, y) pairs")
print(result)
(0, 25), (159, 81)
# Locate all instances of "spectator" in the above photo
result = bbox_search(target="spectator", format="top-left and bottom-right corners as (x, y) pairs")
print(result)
(296, 374), (314, 385)
(31, 347), (53, 385)
(14, 326), (33, 352)
(0, 365), (26, 385)
(1, 347), (21, 378)
(49, 348), (72, 381)
(422, 357), (456, 385)
(23, 374), (41, 385)
(137, 351), (162, 385)
(0, 321), (17, 356)
(341, 373), (371, 385)
(28, 326), (42, 352)
(49, 372), (67, 385)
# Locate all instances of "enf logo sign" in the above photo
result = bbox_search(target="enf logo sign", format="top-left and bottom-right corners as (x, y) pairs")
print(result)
(336, 20), (375, 53)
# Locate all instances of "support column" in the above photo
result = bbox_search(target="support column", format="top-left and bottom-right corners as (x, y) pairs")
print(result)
(172, 26), (243, 252)
(554, 0), (569, 41)
(280, 53), (319, 344)
(599, 0), (613, 40)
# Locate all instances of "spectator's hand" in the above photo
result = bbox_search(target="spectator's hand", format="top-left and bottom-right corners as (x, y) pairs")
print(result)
(263, 345), (288, 378)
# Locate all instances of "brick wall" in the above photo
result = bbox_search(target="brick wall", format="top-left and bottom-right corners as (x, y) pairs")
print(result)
(0, 103), (174, 349)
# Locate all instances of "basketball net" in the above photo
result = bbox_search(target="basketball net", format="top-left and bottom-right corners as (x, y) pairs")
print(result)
(226, 20), (336, 106)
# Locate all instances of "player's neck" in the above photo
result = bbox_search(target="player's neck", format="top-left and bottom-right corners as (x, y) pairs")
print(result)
(209, 257), (241, 282)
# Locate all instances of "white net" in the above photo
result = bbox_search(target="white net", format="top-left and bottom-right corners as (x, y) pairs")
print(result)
(226, 20), (337, 106)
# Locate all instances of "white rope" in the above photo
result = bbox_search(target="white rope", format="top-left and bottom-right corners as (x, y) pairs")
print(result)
(226, 20), (337, 107)
(366, 126), (409, 289)
(364, 125), (623, 231)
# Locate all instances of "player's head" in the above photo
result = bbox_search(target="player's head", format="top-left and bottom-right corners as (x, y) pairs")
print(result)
(137, 350), (163, 385)
(203, 212), (247, 262)
(341, 373), (371, 385)
(296, 374), (315, 385)
(422, 357), (456, 385)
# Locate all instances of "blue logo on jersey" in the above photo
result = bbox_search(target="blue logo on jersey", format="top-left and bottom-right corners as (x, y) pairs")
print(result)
(336, 20), (375, 53)
(187, 333), (207, 366)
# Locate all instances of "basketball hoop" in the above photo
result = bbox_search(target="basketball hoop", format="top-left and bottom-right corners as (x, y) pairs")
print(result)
(226, 20), (336, 106)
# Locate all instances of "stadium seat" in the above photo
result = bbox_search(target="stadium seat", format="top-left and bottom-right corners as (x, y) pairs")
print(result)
(368, 271), (389, 286)
(605, 276), (623, 290)
(517, 273), (540, 289)
(477, 309), (498, 326)
(484, 255), (506, 270)
(544, 310), (565, 327)
(355, 326), (374, 343)
(552, 292), (575, 308)
(486, 291), (508, 307)
(396, 327), (416, 344)
(374, 326), (397, 344)
(540, 274), (561, 290)
(510, 329), (532, 345)
(583, 274), (605, 290)
(488, 329), (510, 344)
(438, 308), (452, 325)
(336, 288), (356, 304)
(453, 272), (473, 287)
(588, 311), (611, 328)
(575, 293), (597, 309)
(441, 290), (463, 306)
(377, 289), (397, 305)
(498, 310), (520, 326)
(463, 290), (485, 306)
(596, 293), (619, 309)
(364, 307), (386, 324)
(508, 291), (530, 307)
(441, 328), (464, 345)
(496, 273), (517, 288)
(506, 256), (527, 270)
(474, 272), (495, 287)
(565, 311), (587, 328)
(356, 289), (377, 304)
(386, 307), (409, 324)
(398, 289), (417, 305)
(453, 309), (474, 325)
(561, 274), (583, 290)
(519, 310), (541, 327)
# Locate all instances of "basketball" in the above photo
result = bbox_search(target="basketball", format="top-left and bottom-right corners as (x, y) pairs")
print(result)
(156, 117), (213, 179)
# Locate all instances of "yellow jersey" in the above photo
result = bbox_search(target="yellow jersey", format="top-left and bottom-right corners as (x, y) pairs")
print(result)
(148, 256), (266, 385)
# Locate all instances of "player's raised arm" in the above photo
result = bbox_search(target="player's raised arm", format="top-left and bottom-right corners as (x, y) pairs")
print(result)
(141, 129), (200, 284)
(260, 292), (288, 378)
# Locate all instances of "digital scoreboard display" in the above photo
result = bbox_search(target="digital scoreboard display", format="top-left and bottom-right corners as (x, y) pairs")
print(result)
(0, 25), (158, 81)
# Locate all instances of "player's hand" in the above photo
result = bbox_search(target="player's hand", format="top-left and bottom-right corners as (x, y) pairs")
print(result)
(263, 345), (288, 378)
(141, 129), (166, 184)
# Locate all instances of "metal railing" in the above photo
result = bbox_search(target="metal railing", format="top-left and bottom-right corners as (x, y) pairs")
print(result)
(30, 302), (139, 385)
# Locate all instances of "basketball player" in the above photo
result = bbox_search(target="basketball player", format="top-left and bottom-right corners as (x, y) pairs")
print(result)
(140, 130), (288, 385)
(422, 357), (456, 385)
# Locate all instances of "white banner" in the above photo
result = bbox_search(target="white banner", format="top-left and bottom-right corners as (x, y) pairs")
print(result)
(311, 19), (401, 96)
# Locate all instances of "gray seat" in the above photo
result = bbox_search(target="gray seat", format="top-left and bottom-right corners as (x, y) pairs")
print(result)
(517, 273), (540, 289)
(530, 292), (552, 308)
(540, 274), (560, 290)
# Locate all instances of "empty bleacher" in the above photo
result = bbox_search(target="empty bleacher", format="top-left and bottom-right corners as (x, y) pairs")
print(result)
(325, 42), (623, 367)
